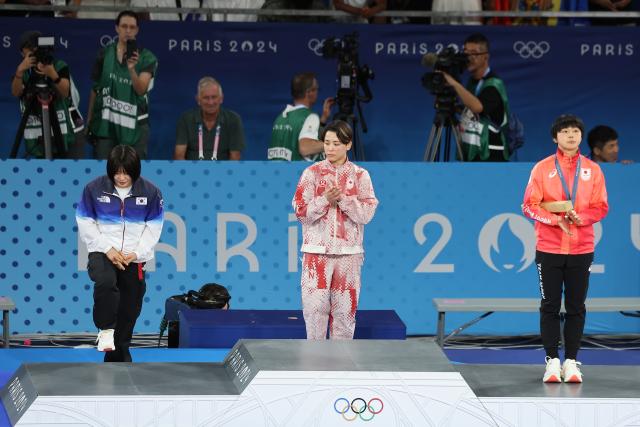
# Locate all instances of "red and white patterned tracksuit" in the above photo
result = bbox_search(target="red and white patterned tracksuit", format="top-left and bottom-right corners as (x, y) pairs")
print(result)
(293, 159), (378, 340)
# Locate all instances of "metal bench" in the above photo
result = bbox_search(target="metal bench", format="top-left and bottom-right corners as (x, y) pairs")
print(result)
(433, 297), (640, 347)
(0, 296), (15, 348)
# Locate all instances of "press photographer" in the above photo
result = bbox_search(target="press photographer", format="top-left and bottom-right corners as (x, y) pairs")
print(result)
(322, 32), (373, 161)
(11, 31), (84, 159)
(428, 33), (511, 162)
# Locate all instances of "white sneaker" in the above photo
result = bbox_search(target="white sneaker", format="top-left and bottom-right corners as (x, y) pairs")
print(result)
(562, 359), (583, 383)
(543, 356), (562, 383)
(96, 329), (115, 352)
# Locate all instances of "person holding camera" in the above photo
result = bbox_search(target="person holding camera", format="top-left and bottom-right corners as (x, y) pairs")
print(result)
(11, 31), (84, 159)
(87, 10), (157, 160)
(268, 72), (334, 162)
(522, 114), (608, 383)
(293, 120), (378, 340)
(76, 145), (164, 362)
(441, 33), (510, 162)
(174, 76), (245, 161)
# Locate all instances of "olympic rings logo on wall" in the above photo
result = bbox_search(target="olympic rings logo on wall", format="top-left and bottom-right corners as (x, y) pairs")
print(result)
(513, 41), (550, 59)
(334, 397), (384, 421)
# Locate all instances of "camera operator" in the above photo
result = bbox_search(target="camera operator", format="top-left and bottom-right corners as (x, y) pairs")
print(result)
(441, 33), (510, 162)
(87, 10), (157, 160)
(11, 31), (84, 159)
(268, 72), (334, 162)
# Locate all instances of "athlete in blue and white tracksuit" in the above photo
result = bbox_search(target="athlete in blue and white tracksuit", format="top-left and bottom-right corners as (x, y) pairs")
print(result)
(76, 151), (163, 362)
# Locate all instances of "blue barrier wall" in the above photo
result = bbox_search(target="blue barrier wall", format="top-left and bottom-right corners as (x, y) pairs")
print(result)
(0, 19), (638, 162)
(1, 160), (639, 336)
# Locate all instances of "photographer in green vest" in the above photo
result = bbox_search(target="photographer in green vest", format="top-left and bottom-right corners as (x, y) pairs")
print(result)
(440, 33), (510, 162)
(87, 10), (157, 160)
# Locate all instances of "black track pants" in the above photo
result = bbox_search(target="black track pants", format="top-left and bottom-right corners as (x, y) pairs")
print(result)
(536, 250), (593, 360)
(88, 252), (147, 362)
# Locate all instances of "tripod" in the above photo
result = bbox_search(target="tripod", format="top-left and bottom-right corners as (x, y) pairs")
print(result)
(11, 75), (65, 160)
(333, 98), (367, 162)
(423, 110), (464, 162)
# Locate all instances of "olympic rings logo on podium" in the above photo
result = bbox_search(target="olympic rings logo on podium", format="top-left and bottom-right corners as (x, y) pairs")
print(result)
(334, 397), (384, 421)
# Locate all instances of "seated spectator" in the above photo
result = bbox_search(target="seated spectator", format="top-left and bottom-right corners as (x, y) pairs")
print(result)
(587, 125), (632, 164)
(260, 0), (328, 23)
(205, 0), (263, 22)
(74, 0), (129, 20)
(332, 0), (387, 23)
(387, 0), (430, 24)
(431, 0), (482, 25)
(589, 0), (638, 26)
(131, 0), (203, 21)
(174, 76), (245, 161)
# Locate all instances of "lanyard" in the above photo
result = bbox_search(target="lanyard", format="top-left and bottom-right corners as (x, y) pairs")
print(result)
(197, 124), (221, 161)
(554, 155), (581, 207)
(474, 67), (491, 96)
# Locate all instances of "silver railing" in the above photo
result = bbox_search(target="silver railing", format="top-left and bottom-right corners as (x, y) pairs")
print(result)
(0, 4), (639, 21)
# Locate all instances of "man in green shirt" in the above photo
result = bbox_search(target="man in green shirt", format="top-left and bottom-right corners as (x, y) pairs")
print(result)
(268, 72), (334, 161)
(87, 10), (157, 160)
(174, 77), (245, 161)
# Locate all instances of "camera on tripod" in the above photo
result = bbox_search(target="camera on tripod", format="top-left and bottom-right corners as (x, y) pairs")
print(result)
(321, 32), (374, 117)
(421, 47), (468, 108)
(321, 32), (373, 161)
(420, 47), (470, 162)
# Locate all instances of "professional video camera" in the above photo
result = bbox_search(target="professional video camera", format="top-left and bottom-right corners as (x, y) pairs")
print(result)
(321, 32), (373, 160)
(420, 47), (469, 162)
(420, 47), (468, 112)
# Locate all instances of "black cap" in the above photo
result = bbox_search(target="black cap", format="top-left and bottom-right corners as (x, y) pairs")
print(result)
(19, 31), (42, 50)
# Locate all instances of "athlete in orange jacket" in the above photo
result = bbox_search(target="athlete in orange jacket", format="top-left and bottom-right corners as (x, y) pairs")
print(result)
(522, 114), (608, 384)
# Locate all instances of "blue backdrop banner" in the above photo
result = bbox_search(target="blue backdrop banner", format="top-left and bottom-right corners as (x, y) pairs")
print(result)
(0, 19), (638, 162)
(1, 160), (639, 336)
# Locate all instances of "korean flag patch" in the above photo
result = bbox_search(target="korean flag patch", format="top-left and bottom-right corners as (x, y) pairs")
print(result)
(136, 197), (148, 206)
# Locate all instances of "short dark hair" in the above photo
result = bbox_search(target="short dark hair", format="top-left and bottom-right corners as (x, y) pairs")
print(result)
(321, 120), (353, 145)
(107, 145), (141, 184)
(19, 31), (41, 51)
(464, 33), (490, 51)
(291, 72), (316, 100)
(550, 114), (585, 139)
(587, 125), (618, 153)
(116, 10), (139, 26)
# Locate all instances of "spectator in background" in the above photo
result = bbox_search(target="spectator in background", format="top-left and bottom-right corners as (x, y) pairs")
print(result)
(174, 77), (245, 161)
(587, 125), (633, 164)
(332, 0), (387, 23)
(72, 0), (129, 19)
(132, 0), (202, 21)
(589, 0), (638, 25)
(205, 0), (264, 22)
(87, 10), (157, 159)
(268, 72), (334, 162)
(441, 33), (511, 161)
(387, 0), (430, 24)
(0, 0), (54, 16)
(260, 0), (329, 23)
(431, 0), (482, 25)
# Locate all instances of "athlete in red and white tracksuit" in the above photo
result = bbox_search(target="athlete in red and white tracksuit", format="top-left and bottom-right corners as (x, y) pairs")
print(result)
(522, 118), (608, 374)
(293, 158), (378, 340)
